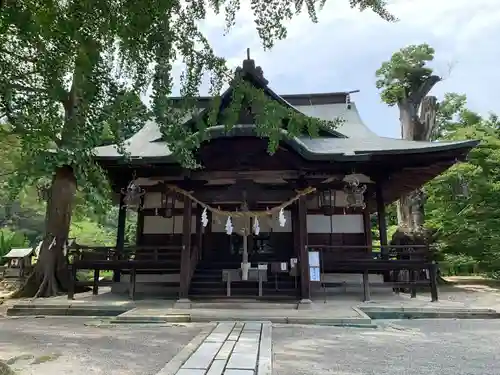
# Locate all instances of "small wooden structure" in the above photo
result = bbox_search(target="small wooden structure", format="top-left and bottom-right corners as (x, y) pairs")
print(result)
(1, 247), (35, 279)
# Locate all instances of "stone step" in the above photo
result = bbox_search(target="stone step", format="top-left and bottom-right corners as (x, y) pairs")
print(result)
(189, 301), (298, 310)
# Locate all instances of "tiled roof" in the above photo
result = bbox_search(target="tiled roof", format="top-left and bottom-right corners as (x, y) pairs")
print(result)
(94, 101), (478, 162)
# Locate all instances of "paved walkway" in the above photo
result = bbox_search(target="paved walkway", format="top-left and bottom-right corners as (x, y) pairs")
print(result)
(159, 322), (271, 375)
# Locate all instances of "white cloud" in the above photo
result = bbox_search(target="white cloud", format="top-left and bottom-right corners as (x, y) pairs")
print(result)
(195, 0), (500, 137)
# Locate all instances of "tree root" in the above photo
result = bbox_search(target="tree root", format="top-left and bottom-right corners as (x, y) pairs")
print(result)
(10, 266), (75, 299)
(0, 360), (16, 375)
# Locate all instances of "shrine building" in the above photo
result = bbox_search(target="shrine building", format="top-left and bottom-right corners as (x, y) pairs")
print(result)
(85, 56), (478, 303)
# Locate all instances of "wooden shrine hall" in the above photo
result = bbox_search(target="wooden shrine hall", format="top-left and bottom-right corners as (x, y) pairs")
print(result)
(68, 55), (478, 303)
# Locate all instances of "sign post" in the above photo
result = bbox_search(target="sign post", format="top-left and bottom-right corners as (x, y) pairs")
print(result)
(308, 250), (321, 283)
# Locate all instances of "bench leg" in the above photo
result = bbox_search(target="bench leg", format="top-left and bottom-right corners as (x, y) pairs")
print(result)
(410, 270), (417, 298)
(258, 276), (263, 297)
(68, 265), (76, 300)
(92, 269), (100, 295)
(363, 271), (371, 302)
(393, 270), (400, 294)
(429, 263), (438, 302)
(129, 269), (136, 300)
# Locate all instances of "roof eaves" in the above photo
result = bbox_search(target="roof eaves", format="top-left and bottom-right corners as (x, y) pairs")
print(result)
(354, 139), (480, 156)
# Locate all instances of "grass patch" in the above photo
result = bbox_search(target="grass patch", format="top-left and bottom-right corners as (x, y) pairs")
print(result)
(32, 353), (61, 365)
(5, 354), (34, 365)
(76, 270), (113, 281)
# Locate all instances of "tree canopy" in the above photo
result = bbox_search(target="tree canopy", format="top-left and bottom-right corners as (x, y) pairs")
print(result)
(375, 43), (438, 107)
(0, 0), (394, 205)
(425, 93), (500, 277)
(0, 0), (397, 297)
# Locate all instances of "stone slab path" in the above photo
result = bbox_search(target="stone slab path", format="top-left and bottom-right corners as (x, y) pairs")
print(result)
(174, 321), (271, 375)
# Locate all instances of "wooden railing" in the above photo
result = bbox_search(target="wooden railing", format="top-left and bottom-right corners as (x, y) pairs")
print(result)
(67, 245), (183, 263)
(307, 244), (433, 262)
(67, 245), (184, 300)
(306, 244), (438, 302)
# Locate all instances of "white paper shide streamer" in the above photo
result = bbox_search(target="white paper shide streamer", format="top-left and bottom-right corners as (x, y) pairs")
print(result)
(278, 208), (286, 227)
(201, 207), (208, 228)
(225, 216), (233, 235)
(252, 216), (260, 235)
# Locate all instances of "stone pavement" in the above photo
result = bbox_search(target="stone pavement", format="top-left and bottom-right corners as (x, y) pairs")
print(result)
(157, 321), (271, 375)
(4, 286), (500, 322)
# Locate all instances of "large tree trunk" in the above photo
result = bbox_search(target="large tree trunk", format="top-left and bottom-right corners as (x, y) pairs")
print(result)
(13, 165), (77, 298)
(396, 96), (438, 231)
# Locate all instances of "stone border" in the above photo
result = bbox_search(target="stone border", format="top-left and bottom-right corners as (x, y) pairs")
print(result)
(258, 322), (272, 375)
(155, 323), (216, 375)
(6, 304), (130, 317)
(359, 306), (500, 320)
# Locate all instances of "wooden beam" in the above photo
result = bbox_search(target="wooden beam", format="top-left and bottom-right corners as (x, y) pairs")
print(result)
(114, 193), (127, 282)
(135, 196), (145, 246)
(363, 208), (372, 251)
(375, 180), (388, 256)
(297, 196), (310, 301)
(179, 196), (192, 300)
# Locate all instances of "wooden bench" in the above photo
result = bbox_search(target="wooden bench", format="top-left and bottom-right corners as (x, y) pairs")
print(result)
(308, 245), (438, 302)
(67, 245), (183, 300)
(319, 260), (438, 302)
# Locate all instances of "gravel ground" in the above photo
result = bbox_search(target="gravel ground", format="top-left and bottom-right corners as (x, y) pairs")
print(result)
(273, 320), (500, 375)
(0, 317), (209, 375)
(438, 284), (500, 309)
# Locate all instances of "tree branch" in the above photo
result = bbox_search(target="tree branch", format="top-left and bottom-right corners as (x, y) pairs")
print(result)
(0, 46), (39, 64)
(410, 75), (441, 105)
(8, 83), (50, 95)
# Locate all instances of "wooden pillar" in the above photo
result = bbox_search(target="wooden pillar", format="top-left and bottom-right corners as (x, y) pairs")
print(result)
(375, 181), (388, 258)
(363, 207), (372, 252)
(297, 196), (310, 302)
(195, 205), (203, 261)
(179, 195), (192, 300)
(376, 181), (391, 283)
(113, 192), (127, 282)
(135, 195), (145, 246)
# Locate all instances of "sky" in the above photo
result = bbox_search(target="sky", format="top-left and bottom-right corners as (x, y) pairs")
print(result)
(194, 0), (500, 138)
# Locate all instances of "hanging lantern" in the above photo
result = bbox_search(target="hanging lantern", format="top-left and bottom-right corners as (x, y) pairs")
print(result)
(343, 175), (367, 209)
(318, 190), (335, 215)
(161, 190), (176, 218)
(121, 172), (145, 211)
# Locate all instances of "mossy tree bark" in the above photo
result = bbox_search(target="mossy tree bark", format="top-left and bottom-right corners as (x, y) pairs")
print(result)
(13, 165), (77, 298)
(397, 94), (439, 231)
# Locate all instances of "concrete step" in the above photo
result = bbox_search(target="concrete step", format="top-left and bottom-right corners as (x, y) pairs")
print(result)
(110, 307), (375, 326)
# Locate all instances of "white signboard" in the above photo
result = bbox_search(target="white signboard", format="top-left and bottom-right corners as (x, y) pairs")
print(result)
(281, 262), (287, 271)
(308, 251), (320, 267)
(309, 267), (321, 282)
